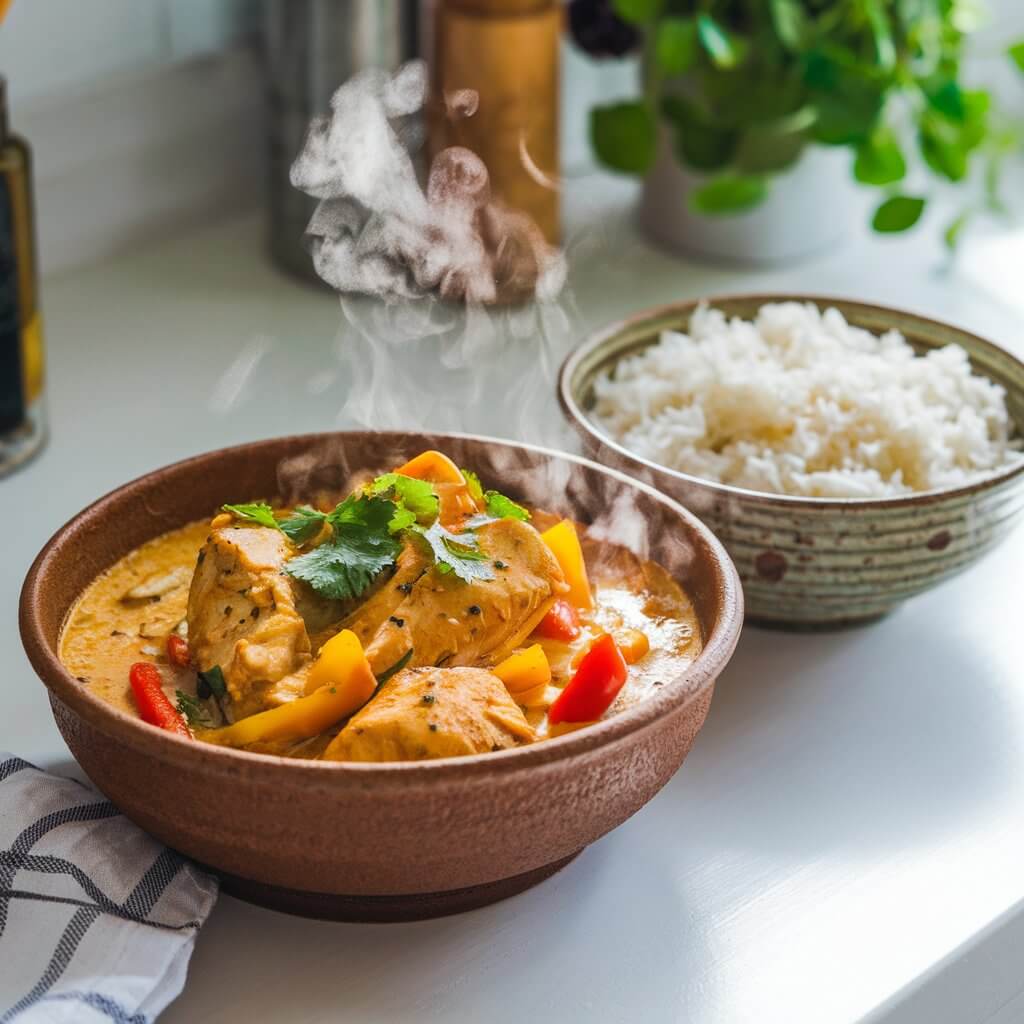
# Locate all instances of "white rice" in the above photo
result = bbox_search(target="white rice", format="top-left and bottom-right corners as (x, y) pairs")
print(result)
(592, 302), (1022, 498)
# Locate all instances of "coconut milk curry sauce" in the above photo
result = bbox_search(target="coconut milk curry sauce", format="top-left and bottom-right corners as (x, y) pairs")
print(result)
(60, 451), (702, 762)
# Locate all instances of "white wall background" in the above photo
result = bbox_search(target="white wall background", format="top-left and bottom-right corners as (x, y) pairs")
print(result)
(0, 0), (258, 106)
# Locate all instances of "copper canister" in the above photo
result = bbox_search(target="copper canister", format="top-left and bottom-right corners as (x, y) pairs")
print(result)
(429, 0), (560, 244)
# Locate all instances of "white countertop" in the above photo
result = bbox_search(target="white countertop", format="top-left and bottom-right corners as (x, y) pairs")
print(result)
(3, 176), (1024, 1024)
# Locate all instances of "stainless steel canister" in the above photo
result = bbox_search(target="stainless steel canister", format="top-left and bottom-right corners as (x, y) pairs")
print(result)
(264, 0), (419, 283)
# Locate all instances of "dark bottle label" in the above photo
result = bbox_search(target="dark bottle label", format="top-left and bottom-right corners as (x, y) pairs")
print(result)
(0, 170), (25, 432)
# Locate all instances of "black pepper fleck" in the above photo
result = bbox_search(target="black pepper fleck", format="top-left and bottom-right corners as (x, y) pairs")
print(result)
(494, 561), (507, 569)
(397, 582), (413, 594)
(468, 605), (481, 615)
(75, 676), (89, 684)
(421, 694), (436, 705)
(223, 606), (233, 616)
(110, 629), (125, 637)
(389, 616), (405, 628)
(250, 607), (260, 620)
(428, 723), (438, 732)
(238, 619), (246, 625)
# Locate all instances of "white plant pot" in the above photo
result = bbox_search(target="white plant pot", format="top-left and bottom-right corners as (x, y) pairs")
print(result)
(638, 136), (863, 265)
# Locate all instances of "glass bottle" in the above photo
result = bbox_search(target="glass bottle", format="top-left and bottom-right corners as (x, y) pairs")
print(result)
(0, 76), (46, 476)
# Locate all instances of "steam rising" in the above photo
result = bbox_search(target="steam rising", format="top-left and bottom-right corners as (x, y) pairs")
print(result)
(278, 60), (673, 569)
(290, 61), (565, 305)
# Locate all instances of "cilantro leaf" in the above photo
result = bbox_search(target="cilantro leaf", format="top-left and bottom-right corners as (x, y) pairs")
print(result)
(462, 468), (484, 502)
(368, 473), (439, 527)
(279, 505), (326, 545)
(411, 522), (494, 584)
(222, 502), (279, 530)
(460, 470), (527, 522)
(484, 491), (529, 522)
(197, 665), (227, 699)
(176, 690), (212, 727)
(287, 494), (402, 600)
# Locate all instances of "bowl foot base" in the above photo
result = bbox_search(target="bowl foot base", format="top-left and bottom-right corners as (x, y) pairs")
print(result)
(215, 849), (583, 922)
(746, 609), (894, 631)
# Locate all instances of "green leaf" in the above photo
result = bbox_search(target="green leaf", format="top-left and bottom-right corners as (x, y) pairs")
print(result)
(411, 522), (494, 584)
(654, 17), (698, 75)
(222, 502), (279, 531)
(960, 90), (991, 147)
(811, 92), (884, 145)
(176, 690), (212, 727)
(696, 14), (742, 70)
(461, 468), (484, 502)
(285, 534), (400, 601)
(368, 473), (440, 527)
(920, 119), (969, 181)
(735, 114), (810, 174)
(661, 96), (736, 172)
(612, 0), (662, 25)
(925, 79), (965, 122)
(871, 195), (926, 233)
(689, 175), (768, 215)
(1010, 41), (1024, 73)
(590, 102), (657, 175)
(804, 52), (884, 145)
(197, 665), (227, 699)
(484, 491), (530, 522)
(287, 494), (402, 601)
(769, 0), (807, 51)
(864, 0), (896, 70)
(854, 129), (906, 185)
(943, 210), (972, 250)
(279, 505), (326, 545)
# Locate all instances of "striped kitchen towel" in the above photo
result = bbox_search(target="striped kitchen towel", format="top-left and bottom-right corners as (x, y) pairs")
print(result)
(0, 754), (218, 1022)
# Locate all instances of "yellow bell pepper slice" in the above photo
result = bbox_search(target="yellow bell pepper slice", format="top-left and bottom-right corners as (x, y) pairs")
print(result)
(540, 520), (593, 610)
(492, 644), (551, 706)
(394, 450), (465, 485)
(203, 630), (376, 748)
(306, 628), (375, 695)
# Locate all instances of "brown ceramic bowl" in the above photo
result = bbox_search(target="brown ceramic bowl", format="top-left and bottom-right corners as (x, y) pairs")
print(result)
(20, 431), (742, 921)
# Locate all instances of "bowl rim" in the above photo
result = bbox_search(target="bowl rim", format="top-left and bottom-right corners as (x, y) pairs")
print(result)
(19, 429), (743, 784)
(559, 292), (1024, 510)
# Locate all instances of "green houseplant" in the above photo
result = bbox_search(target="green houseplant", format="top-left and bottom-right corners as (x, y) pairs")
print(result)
(573, 0), (1023, 256)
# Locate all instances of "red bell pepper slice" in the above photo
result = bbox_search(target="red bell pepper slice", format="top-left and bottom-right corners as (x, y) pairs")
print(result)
(128, 662), (192, 738)
(533, 599), (581, 642)
(166, 634), (191, 668)
(547, 634), (628, 725)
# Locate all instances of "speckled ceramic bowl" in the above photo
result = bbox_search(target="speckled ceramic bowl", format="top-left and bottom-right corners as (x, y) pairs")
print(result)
(560, 296), (1024, 628)
(20, 431), (742, 921)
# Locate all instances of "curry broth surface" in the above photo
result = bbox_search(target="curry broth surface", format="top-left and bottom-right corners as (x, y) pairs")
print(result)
(60, 512), (703, 752)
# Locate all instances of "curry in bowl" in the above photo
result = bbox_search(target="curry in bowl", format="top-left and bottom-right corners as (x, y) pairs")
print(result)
(61, 450), (702, 762)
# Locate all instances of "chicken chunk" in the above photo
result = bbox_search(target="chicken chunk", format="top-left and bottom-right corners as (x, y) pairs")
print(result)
(187, 523), (316, 717)
(323, 666), (535, 762)
(338, 539), (430, 651)
(348, 518), (568, 676)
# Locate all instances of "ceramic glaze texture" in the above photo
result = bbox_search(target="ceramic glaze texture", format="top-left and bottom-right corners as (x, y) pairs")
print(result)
(20, 432), (742, 920)
(560, 296), (1024, 627)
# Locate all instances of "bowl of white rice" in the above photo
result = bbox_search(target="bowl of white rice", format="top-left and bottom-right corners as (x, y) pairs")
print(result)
(559, 296), (1024, 627)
